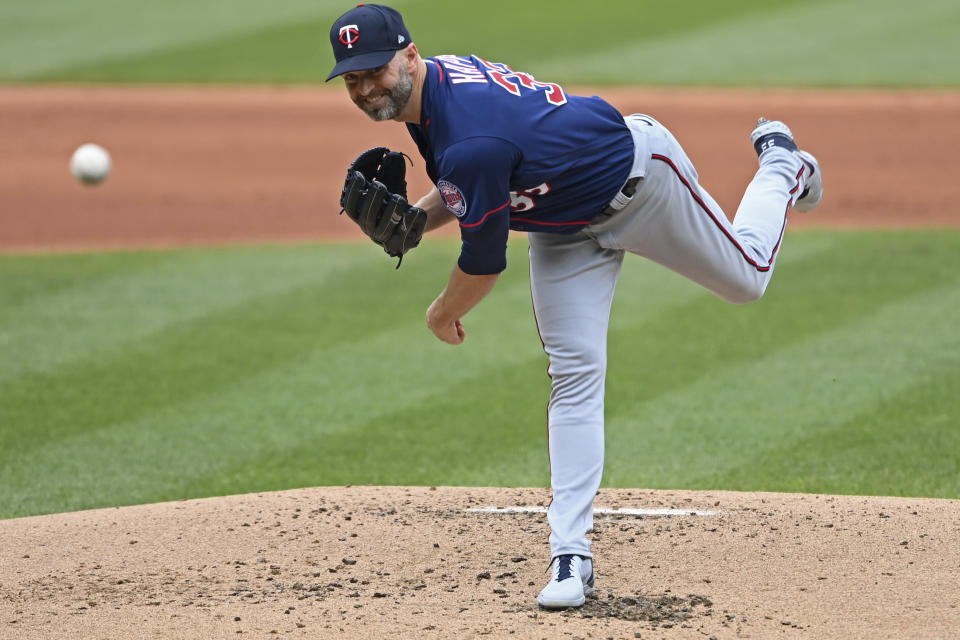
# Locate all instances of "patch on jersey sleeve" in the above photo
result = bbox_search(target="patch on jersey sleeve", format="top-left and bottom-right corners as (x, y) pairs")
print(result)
(438, 180), (467, 218)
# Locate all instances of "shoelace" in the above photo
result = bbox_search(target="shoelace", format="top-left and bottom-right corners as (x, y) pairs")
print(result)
(556, 555), (574, 581)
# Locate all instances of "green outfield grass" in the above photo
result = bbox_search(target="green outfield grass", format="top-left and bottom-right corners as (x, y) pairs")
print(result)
(2, 230), (958, 519)
(2, 0), (958, 86)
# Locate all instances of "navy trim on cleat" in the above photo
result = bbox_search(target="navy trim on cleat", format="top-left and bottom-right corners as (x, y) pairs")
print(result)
(538, 554), (594, 609)
(750, 118), (798, 157)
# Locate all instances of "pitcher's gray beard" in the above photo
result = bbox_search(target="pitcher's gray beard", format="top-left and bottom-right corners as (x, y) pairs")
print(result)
(359, 65), (414, 121)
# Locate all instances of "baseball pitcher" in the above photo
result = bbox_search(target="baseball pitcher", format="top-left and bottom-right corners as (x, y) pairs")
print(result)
(327, 3), (823, 609)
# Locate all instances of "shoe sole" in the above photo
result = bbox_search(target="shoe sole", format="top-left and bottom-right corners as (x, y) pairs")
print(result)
(537, 581), (595, 609)
(537, 594), (586, 609)
(794, 150), (823, 213)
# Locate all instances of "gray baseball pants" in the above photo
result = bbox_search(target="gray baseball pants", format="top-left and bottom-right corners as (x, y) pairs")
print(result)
(529, 115), (806, 559)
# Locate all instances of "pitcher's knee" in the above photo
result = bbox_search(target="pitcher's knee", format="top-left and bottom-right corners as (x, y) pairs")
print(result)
(549, 360), (606, 400)
(721, 278), (768, 304)
(546, 342), (607, 400)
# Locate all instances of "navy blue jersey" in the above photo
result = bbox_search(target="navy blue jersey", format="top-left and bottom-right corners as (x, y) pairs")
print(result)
(406, 55), (634, 275)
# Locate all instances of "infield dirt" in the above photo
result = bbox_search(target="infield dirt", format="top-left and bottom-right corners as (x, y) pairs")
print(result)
(0, 87), (958, 253)
(0, 87), (958, 639)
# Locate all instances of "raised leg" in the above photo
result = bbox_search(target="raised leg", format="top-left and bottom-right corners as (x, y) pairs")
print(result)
(590, 118), (806, 304)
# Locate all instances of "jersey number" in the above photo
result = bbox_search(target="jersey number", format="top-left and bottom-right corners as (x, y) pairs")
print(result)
(478, 59), (567, 106)
(510, 183), (551, 212)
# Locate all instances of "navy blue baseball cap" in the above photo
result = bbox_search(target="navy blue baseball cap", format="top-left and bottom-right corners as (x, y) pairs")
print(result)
(326, 4), (412, 81)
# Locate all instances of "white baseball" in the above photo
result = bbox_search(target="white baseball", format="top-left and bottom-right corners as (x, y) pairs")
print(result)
(70, 143), (111, 185)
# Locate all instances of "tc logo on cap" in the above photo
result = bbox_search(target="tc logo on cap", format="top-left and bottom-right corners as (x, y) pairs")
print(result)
(326, 4), (413, 81)
(339, 24), (359, 48)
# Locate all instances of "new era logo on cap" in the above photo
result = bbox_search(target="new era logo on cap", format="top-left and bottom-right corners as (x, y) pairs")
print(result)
(326, 3), (413, 81)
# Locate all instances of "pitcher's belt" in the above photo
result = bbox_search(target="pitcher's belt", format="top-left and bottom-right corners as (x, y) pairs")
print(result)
(601, 176), (642, 216)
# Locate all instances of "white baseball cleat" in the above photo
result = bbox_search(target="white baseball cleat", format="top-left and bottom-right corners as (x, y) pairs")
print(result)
(751, 117), (798, 155)
(537, 554), (595, 609)
(751, 117), (823, 213)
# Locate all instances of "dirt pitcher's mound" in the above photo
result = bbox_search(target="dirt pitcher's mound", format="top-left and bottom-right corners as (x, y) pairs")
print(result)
(1, 486), (957, 639)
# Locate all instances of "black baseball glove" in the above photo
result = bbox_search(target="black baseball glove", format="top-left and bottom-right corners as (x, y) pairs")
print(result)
(340, 147), (427, 267)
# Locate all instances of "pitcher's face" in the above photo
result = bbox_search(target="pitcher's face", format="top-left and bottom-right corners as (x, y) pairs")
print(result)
(343, 53), (414, 122)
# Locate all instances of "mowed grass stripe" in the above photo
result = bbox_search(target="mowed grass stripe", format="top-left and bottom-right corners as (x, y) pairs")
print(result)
(32, 18), (335, 85)
(603, 278), (960, 497)
(606, 229), (960, 406)
(7, 0), (958, 87)
(708, 369), (960, 498)
(0, 234), (847, 515)
(0, 251), (174, 370)
(603, 234), (846, 402)
(62, 236), (836, 504)
(2, 231), (959, 517)
(0, 244), (457, 457)
(0, 0), (340, 78)
(0, 236), (771, 516)
(24, 0), (806, 84)
(180, 355), (557, 496)
(0, 246), (372, 383)
(0, 258), (544, 517)
(406, 0), (809, 73)
(0, 250), (171, 310)
(171, 231), (958, 496)
(535, 0), (960, 86)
